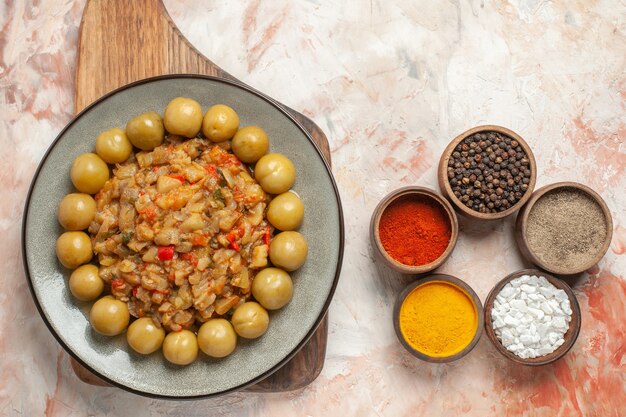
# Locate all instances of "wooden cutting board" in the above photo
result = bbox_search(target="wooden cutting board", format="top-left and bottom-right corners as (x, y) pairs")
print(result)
(71, 0), (330, 393)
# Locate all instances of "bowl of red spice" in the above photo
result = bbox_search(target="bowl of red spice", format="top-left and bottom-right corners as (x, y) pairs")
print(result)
(370, 186), (458, 274)
(438, 125), (537, 221)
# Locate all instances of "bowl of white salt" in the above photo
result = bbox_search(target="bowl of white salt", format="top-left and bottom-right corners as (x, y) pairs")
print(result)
(484, 269), (581, 365)
(515, 182), (613, 276)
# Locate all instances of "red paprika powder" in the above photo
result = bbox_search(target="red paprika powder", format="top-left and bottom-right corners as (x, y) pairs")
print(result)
(378, 196), (451, 266)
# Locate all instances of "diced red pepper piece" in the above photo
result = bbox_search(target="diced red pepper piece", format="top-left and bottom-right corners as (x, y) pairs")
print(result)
(192, 234), (209, 246)
(111, 278), (125, 289)
(263, 228), (271, 246)
(157, 246), (175, 261)
(204, 164), (218, 176)
(230, 241), (240, 252)
(181, 252), (198, 266)
(132, 286), (139, 297)
(226, 232), (236, 243)
(169, 174), (185, 182)
(138, 206), (157, 221)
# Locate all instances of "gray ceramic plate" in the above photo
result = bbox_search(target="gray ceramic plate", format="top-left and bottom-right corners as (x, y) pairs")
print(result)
(22, 75), (343, 399)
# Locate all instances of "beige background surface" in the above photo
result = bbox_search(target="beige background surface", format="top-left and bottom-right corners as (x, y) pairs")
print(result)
(1, 0), (624, 415)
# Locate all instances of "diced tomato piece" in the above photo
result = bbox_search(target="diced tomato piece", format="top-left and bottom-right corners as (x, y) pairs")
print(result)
(138, 206), (157, 221)
(180, 252), (198, 266)
(263, 228), (271, 246)
(169, 174), (185, 182)
(111, 278), (125, 289)
(157, 246), (175, 261)
(192, 234), (209, 246)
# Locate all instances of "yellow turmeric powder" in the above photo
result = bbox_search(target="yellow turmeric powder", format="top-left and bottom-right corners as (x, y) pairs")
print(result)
(399, 281), (477, 357)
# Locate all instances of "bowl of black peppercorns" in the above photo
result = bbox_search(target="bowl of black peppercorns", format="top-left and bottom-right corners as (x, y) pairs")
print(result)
(438, 125), (537, 221)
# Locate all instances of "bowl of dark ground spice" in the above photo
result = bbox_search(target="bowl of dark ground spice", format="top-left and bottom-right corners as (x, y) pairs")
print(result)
(515, 182), (613, 275)
(438, 125), (537, 221)
(370, 186), (459, 274)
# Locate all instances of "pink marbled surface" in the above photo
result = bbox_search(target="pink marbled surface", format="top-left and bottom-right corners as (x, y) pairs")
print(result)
(1, 0), (625, 415)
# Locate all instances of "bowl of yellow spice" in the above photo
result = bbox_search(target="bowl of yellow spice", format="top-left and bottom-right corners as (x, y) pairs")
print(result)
(393, 274), (484, 362)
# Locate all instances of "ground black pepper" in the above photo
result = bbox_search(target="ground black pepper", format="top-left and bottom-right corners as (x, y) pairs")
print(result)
(526, 188), (607, 271)
(446, 131), (531, 213)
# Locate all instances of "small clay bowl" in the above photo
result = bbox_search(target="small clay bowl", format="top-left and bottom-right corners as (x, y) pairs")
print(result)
(393, 274), (484, 363)
(370, 186), (458, 274)
(515, 182), (613, 276)
(438, 125), (537, 221)
(484, 269), (581, 365)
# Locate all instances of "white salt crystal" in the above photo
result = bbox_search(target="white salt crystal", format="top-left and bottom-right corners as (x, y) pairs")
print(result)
(528, 307), (545, 320)
(521, 284), (537, 293)
(552, 316), (568, 330)
(555, 290), (568, 302)
(504, 315), (519, 326)
(541, 303), (554, 315)
(538, 347), (554, 356)
(548, 332), (559, 344)
(537, 276), (550, 286)
(561, 300), (572, 315)
(499, 285), (516, 298)
(501, 329), (514, 345)
(539, 287), (555, 298)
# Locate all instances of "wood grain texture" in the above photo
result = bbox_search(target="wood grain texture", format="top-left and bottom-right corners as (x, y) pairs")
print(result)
(72, 0), (330, 393)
